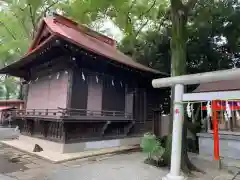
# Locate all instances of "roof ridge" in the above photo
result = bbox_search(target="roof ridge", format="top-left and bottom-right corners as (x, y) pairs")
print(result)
(52, 13), (117, 47)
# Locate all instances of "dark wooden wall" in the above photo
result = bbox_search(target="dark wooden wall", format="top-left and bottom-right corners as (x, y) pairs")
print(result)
(70, 70), (88, 109)
(70, 69), (126, 112)
(69, 68), (169, 123)
(102, 76), (125, 112)
(26, 71), (69, 109)
(87, 74), (103, 111)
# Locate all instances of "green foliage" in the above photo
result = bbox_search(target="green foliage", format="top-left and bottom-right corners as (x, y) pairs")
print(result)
(0, 0), (59, 99)
(140, 133), (165, 160)
(120, 0), (240, 76)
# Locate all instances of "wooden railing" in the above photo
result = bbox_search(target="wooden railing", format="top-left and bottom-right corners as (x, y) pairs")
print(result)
(10, 108), (133, 120)
(11, 109), (62, 117)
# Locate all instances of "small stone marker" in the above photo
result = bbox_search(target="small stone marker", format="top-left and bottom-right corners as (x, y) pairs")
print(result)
(33, 144), (43, 152)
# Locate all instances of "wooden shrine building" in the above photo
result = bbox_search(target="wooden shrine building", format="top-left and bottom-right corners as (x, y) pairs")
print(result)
(0, 14), (169, 153)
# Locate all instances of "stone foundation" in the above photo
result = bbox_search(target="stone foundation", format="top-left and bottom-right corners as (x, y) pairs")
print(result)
(19, 135), (141, 153)
(197, 132), (240, 160)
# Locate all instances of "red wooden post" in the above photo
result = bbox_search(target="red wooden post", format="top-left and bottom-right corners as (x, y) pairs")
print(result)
(212, 100), (220, 160)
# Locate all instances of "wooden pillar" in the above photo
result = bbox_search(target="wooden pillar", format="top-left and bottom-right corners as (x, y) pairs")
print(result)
(212, 100), (220, 160)
(66, 70), (73, 109)
(232, 111), (236, 131)
(143, 89), (147, 122)
(62, 122), (67, 143)
(153, 109), (161, 137)
(207, 117), (211, 131)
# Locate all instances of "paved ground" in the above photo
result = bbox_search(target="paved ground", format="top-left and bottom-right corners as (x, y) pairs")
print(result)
(0, 143), (235, 180)
(0, 127), (19, 140)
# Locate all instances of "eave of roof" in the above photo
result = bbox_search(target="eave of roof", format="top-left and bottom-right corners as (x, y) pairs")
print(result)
(193, 79), (240, 93)
(0, 99), (24, 103)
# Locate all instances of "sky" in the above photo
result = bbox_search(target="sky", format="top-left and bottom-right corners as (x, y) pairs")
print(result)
(91, 18), (124, 43)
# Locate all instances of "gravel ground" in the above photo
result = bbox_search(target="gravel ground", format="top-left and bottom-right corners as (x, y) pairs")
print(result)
(0, 143), (235, 180)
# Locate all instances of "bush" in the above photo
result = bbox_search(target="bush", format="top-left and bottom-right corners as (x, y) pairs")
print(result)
(140, 132), (165, 161)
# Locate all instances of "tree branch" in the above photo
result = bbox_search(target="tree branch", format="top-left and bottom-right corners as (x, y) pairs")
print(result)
(12, 12), (29, 37)
(124, 0), (137, 34)
(28, 4), (36, 32)
(139, 0), (157, 20)
(131, 0), (157, 38)
(185, 0), (198, 12)
(135, 19), (149, 38)
(36, 1), (58, 24)
(0, 21), (16, 40)
(156, 8), (171, 31)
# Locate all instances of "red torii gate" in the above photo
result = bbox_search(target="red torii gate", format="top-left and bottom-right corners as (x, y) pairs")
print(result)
(201, 100), (240, 160)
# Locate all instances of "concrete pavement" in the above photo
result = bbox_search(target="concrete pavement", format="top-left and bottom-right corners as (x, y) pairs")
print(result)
(0, 174), (18, 180)
(0, 127), (19, 140)
(0, 142), (234, 180)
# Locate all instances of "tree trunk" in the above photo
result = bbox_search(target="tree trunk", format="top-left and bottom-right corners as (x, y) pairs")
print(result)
(162, 0), (202, 174)
(5, 85), (10, 100)
(18, 84), (23, 100)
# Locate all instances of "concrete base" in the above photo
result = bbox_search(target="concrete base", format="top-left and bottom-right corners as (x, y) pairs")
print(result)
(0, 127), (19, 140)
(197, 132), (240, 160)
(1, 135), (140, 163)
(162, 174), (186, 180)
(19, 135), (140, 153)
(1, 139), (139, 163)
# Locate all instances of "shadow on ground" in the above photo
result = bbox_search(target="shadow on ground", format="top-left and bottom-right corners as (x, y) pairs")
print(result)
(0, 145), (28, 174)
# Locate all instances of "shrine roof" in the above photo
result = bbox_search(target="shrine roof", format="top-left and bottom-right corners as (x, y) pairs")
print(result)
(0, 14), (167, 77)
(193, 80), (240, 92)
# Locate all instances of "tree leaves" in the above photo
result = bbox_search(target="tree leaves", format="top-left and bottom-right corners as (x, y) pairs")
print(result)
(119, 0), (240, 75)
(26, 0), (42, 12)
(141, 133), (165, 160)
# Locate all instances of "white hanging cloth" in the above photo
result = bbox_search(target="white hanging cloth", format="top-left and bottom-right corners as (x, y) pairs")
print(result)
(236, 110), (240, 120)
(224, 112), (229, 121)
(236, 102), (240, 120)
(120, 81), (123, 87)
(225, 101), (232, 118)
(82, 72), (85, 81)
(96, 75), (99, 83)
(186, 103), (192, 118)
(206, 101), (212, 117)
(56, 72), (60, 79)
(237, 102), (240, 107)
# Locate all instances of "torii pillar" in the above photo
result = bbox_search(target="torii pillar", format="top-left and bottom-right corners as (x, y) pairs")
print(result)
(152, 68), (240, 180)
